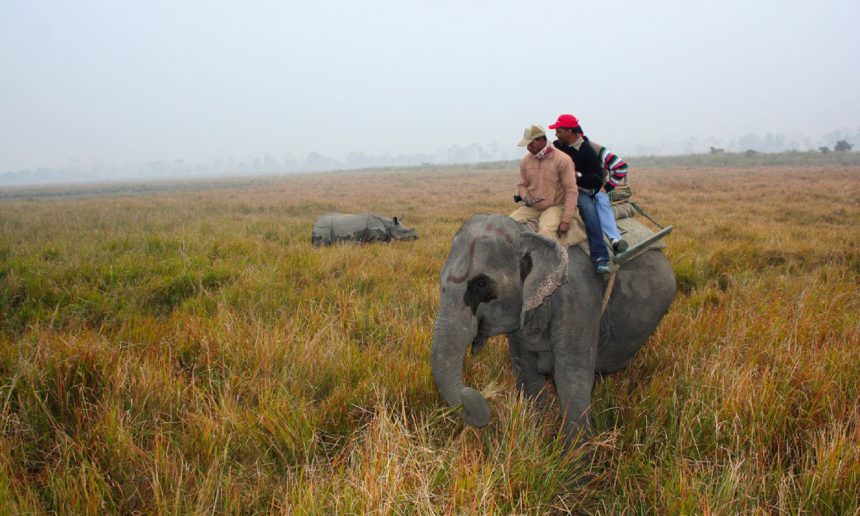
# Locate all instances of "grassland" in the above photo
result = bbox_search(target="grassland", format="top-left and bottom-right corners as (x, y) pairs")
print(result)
(1, 153), (858, 513)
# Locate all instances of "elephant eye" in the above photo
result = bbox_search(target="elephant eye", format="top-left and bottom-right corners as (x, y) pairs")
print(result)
(464, 274), (497, 315)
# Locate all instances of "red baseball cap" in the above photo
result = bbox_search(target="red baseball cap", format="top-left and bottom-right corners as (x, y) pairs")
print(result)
(548, 114), (580, 130)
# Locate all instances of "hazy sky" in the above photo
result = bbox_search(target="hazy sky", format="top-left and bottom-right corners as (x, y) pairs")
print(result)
(2, 0), (859, 170)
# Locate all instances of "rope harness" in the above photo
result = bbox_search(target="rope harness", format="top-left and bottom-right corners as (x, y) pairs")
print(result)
(630, 202), (665, 229)
(600, 269), (617, 316)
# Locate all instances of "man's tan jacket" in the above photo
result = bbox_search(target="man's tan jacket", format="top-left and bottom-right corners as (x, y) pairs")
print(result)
(517, 146), (578, 224)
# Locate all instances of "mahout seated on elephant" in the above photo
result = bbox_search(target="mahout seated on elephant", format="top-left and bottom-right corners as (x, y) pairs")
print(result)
(311, 212), (418, 247)
(430, 214), (675, 446)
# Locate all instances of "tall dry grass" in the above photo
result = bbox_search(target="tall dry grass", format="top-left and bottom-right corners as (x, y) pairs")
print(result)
(1, 158), (858, 513)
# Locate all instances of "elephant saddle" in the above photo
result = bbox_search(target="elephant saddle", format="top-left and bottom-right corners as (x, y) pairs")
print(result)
(516, 204), (667, 259)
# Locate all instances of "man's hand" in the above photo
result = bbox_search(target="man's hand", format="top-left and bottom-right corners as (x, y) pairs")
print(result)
(523, 196), (543, 207)
(557, 221), (570, 237)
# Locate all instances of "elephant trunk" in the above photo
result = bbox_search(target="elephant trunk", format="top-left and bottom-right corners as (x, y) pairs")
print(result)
(430, 303), (490, 428)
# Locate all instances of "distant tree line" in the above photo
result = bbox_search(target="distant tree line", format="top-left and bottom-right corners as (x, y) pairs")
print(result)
(2, 130), (858, 187)
(0, 143), (522, 187)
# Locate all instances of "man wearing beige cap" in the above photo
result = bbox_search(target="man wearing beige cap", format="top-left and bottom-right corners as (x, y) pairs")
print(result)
(509, 124), (578, 241)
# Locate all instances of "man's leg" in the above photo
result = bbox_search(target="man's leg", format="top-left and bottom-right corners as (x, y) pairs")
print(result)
(536, 206), (562, 241)
(595, 191), (620, 241)
(510, 205), (540, 225)
(596, 191), (627, 253)
(577, 191), (610, 270)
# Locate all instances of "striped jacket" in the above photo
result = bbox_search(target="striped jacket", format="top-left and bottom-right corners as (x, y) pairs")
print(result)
(589, 141), (629, 190)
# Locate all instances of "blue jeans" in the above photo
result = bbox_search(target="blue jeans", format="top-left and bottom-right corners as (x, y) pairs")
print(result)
(595, 191), (621, 242)
(577, 190), (609, 265)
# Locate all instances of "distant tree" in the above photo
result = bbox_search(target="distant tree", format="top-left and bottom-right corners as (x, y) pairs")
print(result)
(834, 140), (853, 152)
(819, 146), (831, 154)
(709, 146), (725, 154)
(744, 149), (758, 157)
(306, 152), (339, 170)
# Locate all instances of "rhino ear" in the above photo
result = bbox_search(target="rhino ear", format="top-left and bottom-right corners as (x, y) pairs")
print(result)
(520, 232), (569, 312)
(393, 216), (399, 225)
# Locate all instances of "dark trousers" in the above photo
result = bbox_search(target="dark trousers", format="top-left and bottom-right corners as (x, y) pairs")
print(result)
(577, 190), (609, 265)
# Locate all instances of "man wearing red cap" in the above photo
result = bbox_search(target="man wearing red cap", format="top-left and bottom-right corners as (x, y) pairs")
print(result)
(509, 124), (578, 242)
(548, 114), (611, 273)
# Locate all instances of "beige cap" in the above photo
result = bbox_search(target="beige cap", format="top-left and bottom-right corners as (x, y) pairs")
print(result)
(517, 124), (547, 146)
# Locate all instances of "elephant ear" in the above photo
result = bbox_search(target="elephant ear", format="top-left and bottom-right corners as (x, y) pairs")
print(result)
(520, 232), (569, 312)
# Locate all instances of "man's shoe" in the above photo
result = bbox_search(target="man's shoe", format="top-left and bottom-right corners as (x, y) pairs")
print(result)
(596, 262), (611, 274)
(613, 239), (629, 253)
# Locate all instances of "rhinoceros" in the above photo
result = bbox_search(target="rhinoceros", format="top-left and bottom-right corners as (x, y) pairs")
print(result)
(311, 213), (418, 247)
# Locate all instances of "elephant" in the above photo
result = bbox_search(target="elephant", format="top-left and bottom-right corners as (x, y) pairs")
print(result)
(430, 214), (676, 444)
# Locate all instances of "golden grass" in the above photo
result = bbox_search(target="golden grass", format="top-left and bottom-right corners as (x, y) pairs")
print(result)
(1, 160), (858, 513)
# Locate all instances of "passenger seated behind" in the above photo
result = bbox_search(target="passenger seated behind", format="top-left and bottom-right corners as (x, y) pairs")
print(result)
(592, 140), (630, 253)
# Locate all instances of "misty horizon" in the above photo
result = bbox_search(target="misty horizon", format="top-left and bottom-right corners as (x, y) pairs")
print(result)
(3, 126), (857, 188)
(3, 126), (857, 187)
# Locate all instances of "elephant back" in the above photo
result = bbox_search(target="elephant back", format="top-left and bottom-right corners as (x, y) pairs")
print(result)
(515, 214), (666, 257)
(615, 218), (667, 253)
(565, 217), (666, 262)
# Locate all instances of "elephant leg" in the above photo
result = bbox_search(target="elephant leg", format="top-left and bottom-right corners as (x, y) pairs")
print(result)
(554, 356), (596, 444)
(552, 282), (602, 445)
(507, 336), (549, 404)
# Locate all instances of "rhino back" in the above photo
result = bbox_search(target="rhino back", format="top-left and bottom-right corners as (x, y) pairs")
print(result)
(313, 213), (390, 244)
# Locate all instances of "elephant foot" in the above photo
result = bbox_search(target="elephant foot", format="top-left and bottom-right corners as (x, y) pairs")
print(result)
(562, 418), (593, 451)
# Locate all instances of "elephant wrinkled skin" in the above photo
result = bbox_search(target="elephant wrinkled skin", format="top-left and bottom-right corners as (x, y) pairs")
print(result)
(430, 214), (676, 444)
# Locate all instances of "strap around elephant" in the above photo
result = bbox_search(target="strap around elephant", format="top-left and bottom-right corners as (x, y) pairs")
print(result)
(600, 269), (617, 316)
